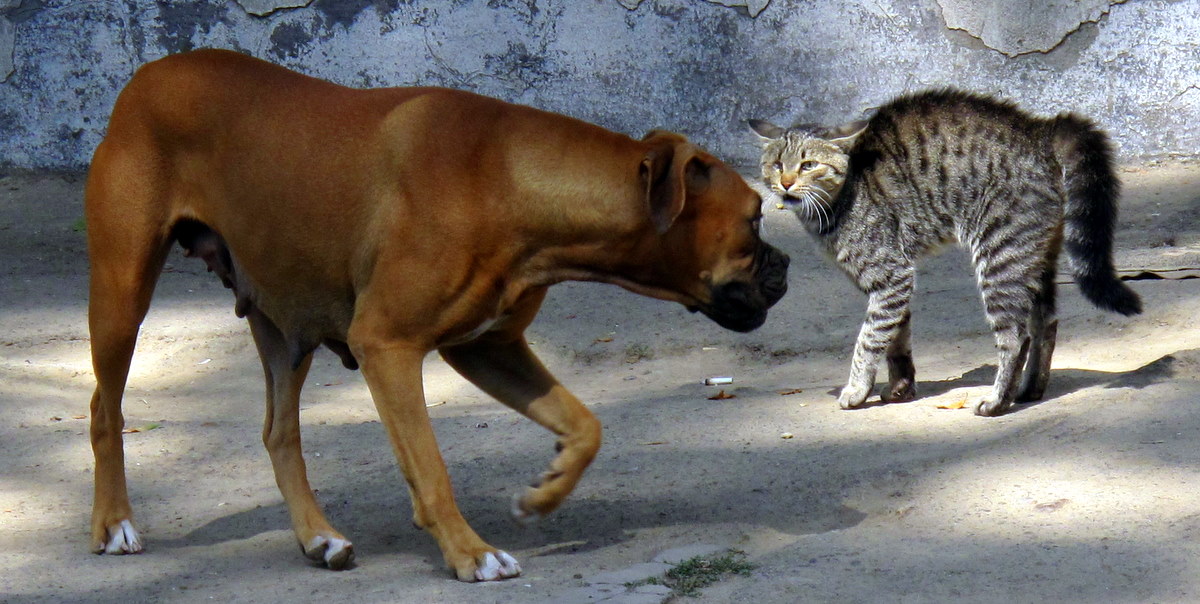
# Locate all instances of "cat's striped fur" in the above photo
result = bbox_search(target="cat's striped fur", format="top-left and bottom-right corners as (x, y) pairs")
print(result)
(751, 89), (1141, 416)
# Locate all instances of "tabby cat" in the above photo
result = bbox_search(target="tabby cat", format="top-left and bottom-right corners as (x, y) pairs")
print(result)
(750, 89), (1141, 416)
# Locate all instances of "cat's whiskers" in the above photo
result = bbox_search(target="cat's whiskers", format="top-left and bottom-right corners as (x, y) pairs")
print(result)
(800, 187), (831, 231)
(815, 187), (837, 229)
(801, 190), (823, 231)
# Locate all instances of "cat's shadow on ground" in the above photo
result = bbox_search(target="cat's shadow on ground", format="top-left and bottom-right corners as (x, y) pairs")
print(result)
(837, 349), (1194, 414)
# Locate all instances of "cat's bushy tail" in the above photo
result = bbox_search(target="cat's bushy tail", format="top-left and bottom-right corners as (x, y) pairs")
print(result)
(1050, 113), (1142, 316)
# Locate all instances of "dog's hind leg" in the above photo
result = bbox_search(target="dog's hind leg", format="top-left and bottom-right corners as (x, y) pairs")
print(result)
(246, 309), (354, 569)
(85, 143), (172, 555)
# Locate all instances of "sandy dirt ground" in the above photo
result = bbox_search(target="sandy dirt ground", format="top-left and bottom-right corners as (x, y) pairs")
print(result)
(1, 161), (1198, 603)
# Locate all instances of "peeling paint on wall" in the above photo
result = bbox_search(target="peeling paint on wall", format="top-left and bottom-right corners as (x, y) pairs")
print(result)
(616, 0), (771, 16)
(313, 0), (402, 29)
(937, 0), (1125, 56)
(703, 0), (772, 18)
(157, 1), (232, 54)
(268, 21), (314, 59)
(236, 0), (313, 17)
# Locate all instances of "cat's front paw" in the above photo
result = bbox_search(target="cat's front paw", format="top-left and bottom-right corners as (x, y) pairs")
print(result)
(973, 395), (1011, 417)
(837, 386), (871, 409)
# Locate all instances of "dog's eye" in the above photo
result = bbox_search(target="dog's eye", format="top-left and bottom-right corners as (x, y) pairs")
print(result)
(751, 217), (762, 233)
(800, 161), (818, 171)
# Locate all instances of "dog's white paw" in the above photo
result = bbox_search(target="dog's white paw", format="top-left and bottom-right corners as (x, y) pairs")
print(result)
(304, 535), (354, 570)
(103, 520), (143, 555)
(474, 551), (521, 581)
(510, 492), (541, 526)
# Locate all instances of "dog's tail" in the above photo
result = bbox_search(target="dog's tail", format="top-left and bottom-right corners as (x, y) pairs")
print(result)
(1050, 113), (1142, 316)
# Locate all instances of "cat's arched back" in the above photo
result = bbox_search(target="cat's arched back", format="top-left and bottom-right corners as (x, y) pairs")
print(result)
(750, 89), (1140, 416)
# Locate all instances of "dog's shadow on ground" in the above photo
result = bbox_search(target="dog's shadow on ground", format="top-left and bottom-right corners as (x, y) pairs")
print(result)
(154, 478), (866, 569)
(153, 429), (873, 564)
(154, 349), (1200, 567)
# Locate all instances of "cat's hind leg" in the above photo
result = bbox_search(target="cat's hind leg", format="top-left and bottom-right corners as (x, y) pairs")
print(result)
(839, 271), (914, 409)
(974, 258), (1039, 416)
(1016, 250), (1060, 402)
(977, 325), (1031, 416)
(881, 310), (918, 402)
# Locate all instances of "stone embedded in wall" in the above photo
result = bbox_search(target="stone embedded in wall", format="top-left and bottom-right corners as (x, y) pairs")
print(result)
(0, 17), (12, 82)
(236, 0), (313, 17)
(0, 0), (21, 82)
(937, 0), (1124, 56)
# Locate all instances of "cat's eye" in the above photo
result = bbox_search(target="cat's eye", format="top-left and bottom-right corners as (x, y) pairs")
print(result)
(800, 161), (818, 171)
(772, 161), (783, 172)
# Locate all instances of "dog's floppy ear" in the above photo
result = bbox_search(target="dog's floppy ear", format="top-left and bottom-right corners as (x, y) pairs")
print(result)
(640, 130), (707, 234)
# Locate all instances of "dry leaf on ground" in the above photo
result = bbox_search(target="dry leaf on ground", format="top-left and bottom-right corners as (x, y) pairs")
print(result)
(122, 423), (161, 434)
(936, 398), (968, 410)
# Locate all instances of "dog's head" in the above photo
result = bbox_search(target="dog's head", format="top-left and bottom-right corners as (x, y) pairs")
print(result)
(632, 131), (789, 332)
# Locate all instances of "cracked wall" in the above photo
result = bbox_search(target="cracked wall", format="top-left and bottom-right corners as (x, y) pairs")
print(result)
(1, 0), (1197, 171)
(937, 0), (1127, 56)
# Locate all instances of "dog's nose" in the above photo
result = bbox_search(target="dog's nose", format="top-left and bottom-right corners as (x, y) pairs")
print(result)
(757, 244), (789, 307)
(774, 247), (790, 269)
(758, 243), (790, 271)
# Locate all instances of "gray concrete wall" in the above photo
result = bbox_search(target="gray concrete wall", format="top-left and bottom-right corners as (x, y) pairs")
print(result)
(1, 0), (1197, 171)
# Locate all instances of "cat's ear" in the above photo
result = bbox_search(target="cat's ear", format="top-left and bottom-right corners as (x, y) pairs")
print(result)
(747, 119), (785, 141)
(640, 130), (704, 234)
(826, 120), (868, 151)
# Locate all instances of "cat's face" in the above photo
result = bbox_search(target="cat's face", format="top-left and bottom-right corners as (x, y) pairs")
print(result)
(749, 120), (858, 225)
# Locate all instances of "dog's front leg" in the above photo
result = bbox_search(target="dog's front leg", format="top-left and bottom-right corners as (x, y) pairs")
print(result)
(353, 338), (521, 582)
(439, 335), (602, 523)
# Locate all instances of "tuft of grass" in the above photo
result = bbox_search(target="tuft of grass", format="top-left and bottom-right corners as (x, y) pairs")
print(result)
(623, 343), (653, 364)
(666, 549), (754, 597)
(625, 575), (663, 588)
(625, 550), (755, 598)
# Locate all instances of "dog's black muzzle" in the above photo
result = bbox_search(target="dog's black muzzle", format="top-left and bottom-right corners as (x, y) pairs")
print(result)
(697, 243), (790, 332)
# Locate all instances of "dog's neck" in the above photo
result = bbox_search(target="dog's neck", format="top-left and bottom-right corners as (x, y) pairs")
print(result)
(513, 221), (690, 309)
(493, 134), (670, 288)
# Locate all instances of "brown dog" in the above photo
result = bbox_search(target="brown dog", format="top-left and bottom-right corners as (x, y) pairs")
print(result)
(85, 49), (788, 581)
